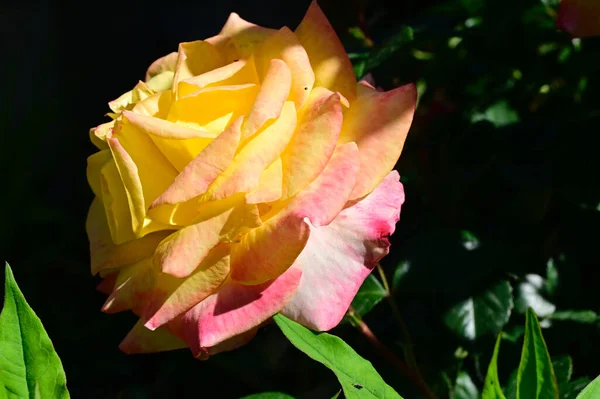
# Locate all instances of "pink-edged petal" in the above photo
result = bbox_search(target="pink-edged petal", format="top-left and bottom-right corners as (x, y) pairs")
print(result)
(97, 272), (117, 295)
(145, 52), (178, 81)
(339, 83), (416, 200)
(151, 118), (243, 208)
(255, 27), (315, 109)
(281, 87), (343, 199)
(288, 142), (359, 226)
(144, 245), (231, 330)
(155, 199), (260, 278)
(202, 101), (297, 201)
(177, 266), (302, 355)
(281, 171), (404, 330)
(295, 1), (356, 101)
(557, 0), (600, 38)
(101, 258), (155, 314)
(86, 197), (172, 275)
(245, 157), (283, 204)
(218, 13), (275, 57)
(241, 59), (292, 139)
(230, 211), (310, 285)
(172, 41), (225, 90)
(120, 318), (187, 354)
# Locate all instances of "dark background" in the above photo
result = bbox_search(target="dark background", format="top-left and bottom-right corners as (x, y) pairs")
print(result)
(1, 0), (599, 397)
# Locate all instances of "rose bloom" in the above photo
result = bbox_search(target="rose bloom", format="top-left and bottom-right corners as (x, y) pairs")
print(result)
(86, 1), (416, 358)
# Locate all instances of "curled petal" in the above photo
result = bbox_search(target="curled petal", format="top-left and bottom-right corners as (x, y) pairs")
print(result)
(242, 59), (292, 139)
(144, 245), (231, 329)
(86, 150), (112, 198)
(101, 259), (155, 314)
(100, 160), (136, 244)
(281, 87), (343, 199)
(339, 83), (416, 200)
(245, 157), (283, 204)
(179, 58), (259, 97)
(86, 198), (172, 275)
(145, 52), (178, 81)
(255, 27), (315, 108)
(120, 318), (186, 354)
(172, 41), (225, 89)
(295, 1), (356, 101)
(178, 266), (302, 356)
(219, 12), (275, 57)
(281, 171), (405, 330)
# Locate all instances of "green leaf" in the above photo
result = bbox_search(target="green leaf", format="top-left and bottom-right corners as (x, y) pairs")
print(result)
(239, 393), (294, 399)
(444, 281), (513, 340)
(331, 391), (342, 399)
(482, 333), (507, 399)
(545, 258), (559, 295)
(350, 274), (387, 317)
(365, 26), (414, 72)
(516, 308), (558, 399)
(392, 261), (411, 290)
(515, 275), (556, 318)
(0, 263), (69, 399)
(273, 314), (403, 399)
(454, 372), (479, 399)
(552, 356), (573, 388)
(471, 100), (520, 128)
(563, 377), (592, 399)
(548, 310), (599, 324)
(576, 375), (600, 399)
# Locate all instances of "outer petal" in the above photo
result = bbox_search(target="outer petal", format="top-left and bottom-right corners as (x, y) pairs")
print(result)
(339, 83), (416, 200)
(281, 88), (343, 199)
(86, 150), (112, 197)
(155, 198), (261, 278)
(245, 157), (283, 204)
(100, 159), (136, 244)
(146, 52), (178, 81)
(120, 319), (187, 354)
(178, 266), (302, 356)
(557, 0), (600, 38)
(281, 171), (404, 330)
(254, 27), (315, 108)
(295, 1), (356, 101)
(179, 58), (259, 97)
(144, 245), (231, 329)
(241, 59), (292, 139)
(288, 142), (359, 226)
(230, 211), (310, 285)
(86, 198), (172, 275)
(101, 258), (155, 314)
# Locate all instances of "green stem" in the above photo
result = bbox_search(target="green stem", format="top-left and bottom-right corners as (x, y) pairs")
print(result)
(347, 308), (438, 399)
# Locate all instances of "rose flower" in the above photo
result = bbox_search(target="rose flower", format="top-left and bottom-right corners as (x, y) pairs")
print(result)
(86, 1), (416, 358)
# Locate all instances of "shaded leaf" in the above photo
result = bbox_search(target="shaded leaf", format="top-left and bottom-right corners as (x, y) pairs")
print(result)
(365, 26), (414, 71)
(0, 263), (69, 399)
(482, 333), (508, 399)
(548, 311), (599, 324)
(516, 308), (558, 399)
(576, 375), (600, 399)
(350, 274), (387, 317)
(240, 393), (295, 399)
(392, 261), (411, 291)
(273, 314), (402, 399)
(471, 100), (520, 127)
(515, 275), (556, 318)
(454, 371), (479, 399)
(444, 281), (513, 340)
(552, 356), (572, 388)
(545, 258), (559, 295)
(563, 377), (592, 399)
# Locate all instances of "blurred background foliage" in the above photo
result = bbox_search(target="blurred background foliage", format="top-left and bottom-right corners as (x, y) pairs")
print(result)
(1, 0), (599, 397)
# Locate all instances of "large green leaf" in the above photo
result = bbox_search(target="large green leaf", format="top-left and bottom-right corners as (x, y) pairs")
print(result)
(0, 263), (69, 399)
(576, 375), (600, 399)
(516, 308), (558, 399)
(444, 281), (513, 340)
(273, 314), (402, 399)
(482, 333), (507, 399)
(350, 275), (387, 317)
